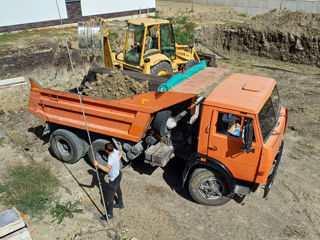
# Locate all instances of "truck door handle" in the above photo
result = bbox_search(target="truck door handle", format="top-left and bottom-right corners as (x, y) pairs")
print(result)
(209, 146), (217, 151)
(205, 124), (210, 133)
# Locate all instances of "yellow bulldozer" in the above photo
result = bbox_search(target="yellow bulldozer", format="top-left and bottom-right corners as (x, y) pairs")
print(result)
(78, 17), (202, 76)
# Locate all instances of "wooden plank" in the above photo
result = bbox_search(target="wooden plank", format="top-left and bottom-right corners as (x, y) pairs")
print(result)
(0, 77), (26, 87)
(0, 208), (25, 237)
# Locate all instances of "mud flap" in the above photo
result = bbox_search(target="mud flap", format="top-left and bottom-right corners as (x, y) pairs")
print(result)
(263, 141), (284, 198)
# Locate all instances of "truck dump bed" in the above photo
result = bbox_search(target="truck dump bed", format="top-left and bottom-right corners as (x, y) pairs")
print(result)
(27, 67), (230, 142)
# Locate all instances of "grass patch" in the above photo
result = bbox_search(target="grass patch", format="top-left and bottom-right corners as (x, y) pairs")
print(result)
(0, 30), (30, 42)
(0, 162), (60, 217)
(0, 137), (4, 146)
(172, 16), (197, 45)
(237, 13), (249, 18)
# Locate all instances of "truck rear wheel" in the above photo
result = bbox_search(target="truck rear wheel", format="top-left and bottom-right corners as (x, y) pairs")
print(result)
(152, 110), (172, 136)
(88, 139), (123, 168)
(50, 129), (85, 164)
(150, 62), (173, 76)
(88, 139), (109, 165)
(188, 168), (231, 206)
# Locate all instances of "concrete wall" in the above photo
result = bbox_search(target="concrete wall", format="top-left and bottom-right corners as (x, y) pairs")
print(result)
(0, 0), (155, 33)
(0, 0), (67, 27)
(165, 0), (320, 15)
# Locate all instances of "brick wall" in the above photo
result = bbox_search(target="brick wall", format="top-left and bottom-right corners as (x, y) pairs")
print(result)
(0, 1), (155, 33)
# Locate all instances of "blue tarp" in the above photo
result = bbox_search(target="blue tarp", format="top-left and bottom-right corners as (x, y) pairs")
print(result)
(157, 60), (207, 92)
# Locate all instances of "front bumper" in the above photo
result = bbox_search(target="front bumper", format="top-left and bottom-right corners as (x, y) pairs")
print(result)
(263, 140), (284, 198)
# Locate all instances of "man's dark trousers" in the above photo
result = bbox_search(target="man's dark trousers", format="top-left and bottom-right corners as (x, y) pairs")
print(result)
(106, 172), (123, 216)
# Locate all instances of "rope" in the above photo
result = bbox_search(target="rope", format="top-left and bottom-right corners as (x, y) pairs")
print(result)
(54, 0), (108, 222)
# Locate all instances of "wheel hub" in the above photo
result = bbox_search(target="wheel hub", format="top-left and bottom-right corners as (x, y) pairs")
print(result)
(57, 139), (71, 155)
(199, 177), (224, 200)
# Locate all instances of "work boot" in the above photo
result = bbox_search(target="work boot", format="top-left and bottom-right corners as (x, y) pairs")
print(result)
(114, 203), (124, 209)
(100, 214), (114, 220)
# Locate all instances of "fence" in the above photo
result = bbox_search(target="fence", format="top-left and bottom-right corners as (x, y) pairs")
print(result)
(163, 0), (320, 15)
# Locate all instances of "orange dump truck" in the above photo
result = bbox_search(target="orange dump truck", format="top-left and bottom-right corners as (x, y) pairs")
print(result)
(27, 66), (288, 205)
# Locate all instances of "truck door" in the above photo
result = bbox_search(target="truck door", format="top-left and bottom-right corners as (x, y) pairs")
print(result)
(208, 110), (262, 182)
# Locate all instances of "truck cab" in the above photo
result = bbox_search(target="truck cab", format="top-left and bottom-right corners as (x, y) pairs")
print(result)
(182, 73), (288, 205)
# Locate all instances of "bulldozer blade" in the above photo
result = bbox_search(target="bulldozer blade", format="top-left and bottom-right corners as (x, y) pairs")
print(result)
(78, 21), (104, 50)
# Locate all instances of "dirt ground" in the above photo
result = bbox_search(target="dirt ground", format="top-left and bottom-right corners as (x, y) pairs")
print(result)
(0, 1), (320, 240)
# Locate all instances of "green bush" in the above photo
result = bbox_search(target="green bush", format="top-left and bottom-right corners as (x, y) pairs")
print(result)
(50, 201), (83, 224)
(172, 16), (196, 45)
(237, 13), (249, 18)
(0, 162), (60, 217)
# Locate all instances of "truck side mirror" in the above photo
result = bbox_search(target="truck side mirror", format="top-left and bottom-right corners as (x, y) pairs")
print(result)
(240, 119), (255, 153)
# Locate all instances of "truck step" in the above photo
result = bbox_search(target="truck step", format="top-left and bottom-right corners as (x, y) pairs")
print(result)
(233, 185), (251, 195)
(144, 142), (174, 167)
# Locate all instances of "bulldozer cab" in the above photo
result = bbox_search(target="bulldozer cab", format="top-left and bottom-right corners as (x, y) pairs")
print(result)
(160, 23), (176, 60)
(124, 18), (176, 66)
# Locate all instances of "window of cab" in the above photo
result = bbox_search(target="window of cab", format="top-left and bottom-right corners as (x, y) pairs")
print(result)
(216, 112), (255, 141)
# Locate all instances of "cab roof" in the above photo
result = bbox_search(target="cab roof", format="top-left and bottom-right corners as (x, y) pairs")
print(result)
(128, 18), (169, 27)
(204, 73), (276, 114)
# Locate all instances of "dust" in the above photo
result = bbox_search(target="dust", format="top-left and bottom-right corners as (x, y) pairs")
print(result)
(82, 71), (149, 100)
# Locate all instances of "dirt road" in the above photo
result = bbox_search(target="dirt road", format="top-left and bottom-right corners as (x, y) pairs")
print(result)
(0, 1), (319, 240)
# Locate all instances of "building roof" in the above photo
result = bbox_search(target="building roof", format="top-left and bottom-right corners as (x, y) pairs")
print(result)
(204, 73), (276, 114)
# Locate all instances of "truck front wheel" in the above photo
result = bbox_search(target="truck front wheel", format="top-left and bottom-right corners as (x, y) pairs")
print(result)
(50, 129), (85, 164)
(188, 168), (231, 206)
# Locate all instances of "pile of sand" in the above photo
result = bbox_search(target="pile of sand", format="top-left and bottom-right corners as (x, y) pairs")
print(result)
(82, 70), (149, 100)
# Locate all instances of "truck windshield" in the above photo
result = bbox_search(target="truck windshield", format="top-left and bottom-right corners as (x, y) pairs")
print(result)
(258, 85), (281, 142)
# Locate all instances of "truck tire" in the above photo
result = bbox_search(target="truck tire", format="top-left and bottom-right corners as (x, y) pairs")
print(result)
(188, 168), (231, 206)
(88, 139), (124, 169)
(185, 59), (199, 69)
(88, 139), (109, 165)
(150, 62), (173, 76)
(50, 129), (85, 164)
(152, 110), (172, 136)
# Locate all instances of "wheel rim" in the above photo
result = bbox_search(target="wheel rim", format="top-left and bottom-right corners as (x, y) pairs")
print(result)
(157, 69), (169, 76)
(94, 150), (108, 163)
(199, 176), (224, 200)
(56, 137), (73, 158)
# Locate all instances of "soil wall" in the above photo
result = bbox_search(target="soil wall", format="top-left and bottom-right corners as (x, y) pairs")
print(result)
(197, 26), (320, 67)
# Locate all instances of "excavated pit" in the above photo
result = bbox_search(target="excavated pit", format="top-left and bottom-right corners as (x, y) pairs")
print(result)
(196, 10), (320, 67)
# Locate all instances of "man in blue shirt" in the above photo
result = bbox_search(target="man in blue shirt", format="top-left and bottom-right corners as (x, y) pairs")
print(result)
(94, 143), (123, 220)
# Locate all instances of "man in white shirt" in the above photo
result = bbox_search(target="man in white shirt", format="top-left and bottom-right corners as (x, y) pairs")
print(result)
(94, 143), (123, 220)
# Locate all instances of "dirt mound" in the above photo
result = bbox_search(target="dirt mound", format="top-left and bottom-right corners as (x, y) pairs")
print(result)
(251, 9), (320, 37)
(196, 9), (320, 67)
(82, 70), (149, 100)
